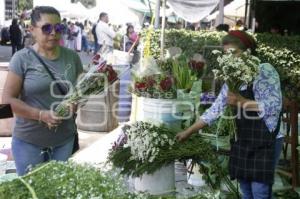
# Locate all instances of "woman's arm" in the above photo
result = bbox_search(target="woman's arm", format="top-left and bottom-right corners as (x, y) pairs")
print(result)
(2, 71), (40, 120)
(2, 71), (60, 126)
(176, 119), (207, 142)
(176, 84), (229, 142)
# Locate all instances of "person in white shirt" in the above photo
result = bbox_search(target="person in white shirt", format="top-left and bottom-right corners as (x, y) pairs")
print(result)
(95, 12), (116, 53)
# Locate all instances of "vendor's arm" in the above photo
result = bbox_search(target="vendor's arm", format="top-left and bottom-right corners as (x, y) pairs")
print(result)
(253, 63), (282, 132)
(176, 84), (228, 142)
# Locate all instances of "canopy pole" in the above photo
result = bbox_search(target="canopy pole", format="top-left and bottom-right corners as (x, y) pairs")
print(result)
(160, 0), (166, 59)
(217, 0), (224, 26)
(154, 0), (161, 29)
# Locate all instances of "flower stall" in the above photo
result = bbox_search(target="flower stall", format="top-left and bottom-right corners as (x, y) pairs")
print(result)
(1, 19), (299, 198)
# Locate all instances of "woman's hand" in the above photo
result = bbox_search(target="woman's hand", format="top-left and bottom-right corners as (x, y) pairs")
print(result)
(176, 131), (191, 142)
(68, 103), (78, 115)
(227, 92), (259, 111)
(176, 120), (207, 142)
(227, 91), (245, 107)
(40, 110), (61, 129)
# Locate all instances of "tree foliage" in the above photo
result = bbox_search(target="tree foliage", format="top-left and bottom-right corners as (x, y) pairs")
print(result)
(17, 0), (33, 11)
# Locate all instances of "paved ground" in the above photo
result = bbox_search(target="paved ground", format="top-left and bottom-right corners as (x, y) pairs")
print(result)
(0, 45), (11, 62)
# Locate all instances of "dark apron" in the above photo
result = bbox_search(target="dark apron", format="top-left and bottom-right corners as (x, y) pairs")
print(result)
(229, 85), (280, 184)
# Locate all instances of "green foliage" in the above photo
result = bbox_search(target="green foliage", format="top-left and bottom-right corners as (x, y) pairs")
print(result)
(0, 161), (131, 199)
(0, 161), (212, 199)
(0, 161), (231, 199)
(256, 33), (300, 54)
(140, 29), (224, 60)
(141, 29), (300, 102)
(18, 0), (33, 11)
(171, 55), (197, 90)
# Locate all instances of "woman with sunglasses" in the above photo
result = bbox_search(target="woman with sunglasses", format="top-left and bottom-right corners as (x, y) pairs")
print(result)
(2, 6), (83, 175)
(176, 31), (283, 198)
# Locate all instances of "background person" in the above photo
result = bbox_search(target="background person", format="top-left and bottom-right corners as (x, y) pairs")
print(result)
(95, 12), (116, 53)
(9, 19), (22, 55)
(123, 24), (139, 52)
(2, 6), (83, 176)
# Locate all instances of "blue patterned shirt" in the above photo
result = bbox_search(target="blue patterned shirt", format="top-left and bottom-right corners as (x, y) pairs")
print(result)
(201, 63), (282, 134)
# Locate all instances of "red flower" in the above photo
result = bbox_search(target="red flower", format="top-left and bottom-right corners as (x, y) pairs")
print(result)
(135, 82), (147, 91)
(145, 76), (156, 88)
(107, 68), (118, 82)
(96, 63), (118, 82)
(92, 54), (101, 65)
(160, 76), (173, 91)
(96, 62), (107, 73)
(93, 54), (101, 61)
(189, 60), (205, 71)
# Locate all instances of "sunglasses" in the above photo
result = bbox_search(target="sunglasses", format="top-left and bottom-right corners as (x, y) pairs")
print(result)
(36, 23), (64, 35)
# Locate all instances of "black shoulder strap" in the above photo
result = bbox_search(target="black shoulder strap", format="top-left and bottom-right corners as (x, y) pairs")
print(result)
(27, 47), (66, 95)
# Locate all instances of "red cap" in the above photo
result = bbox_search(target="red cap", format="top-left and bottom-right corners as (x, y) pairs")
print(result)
(228, 30), (255, 49)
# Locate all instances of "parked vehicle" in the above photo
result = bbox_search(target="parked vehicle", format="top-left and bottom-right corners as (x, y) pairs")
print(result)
(0, 27), (10, 45)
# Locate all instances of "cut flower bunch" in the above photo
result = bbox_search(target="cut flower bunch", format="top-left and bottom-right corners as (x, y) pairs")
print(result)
(108, 122), (239, 196)
(131, 74), (176, 99)
(109, 122), (219, 177)
(212, 49), (260, 137)
(124, 121), (175, 163)
(55, 54), (118, 117)
(212, 49), (260, 91)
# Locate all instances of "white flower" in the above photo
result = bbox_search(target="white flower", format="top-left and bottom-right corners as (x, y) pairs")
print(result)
(213, 50), (260, 90)
(124, 121), (173, 163)
(212, 49), (222, 55)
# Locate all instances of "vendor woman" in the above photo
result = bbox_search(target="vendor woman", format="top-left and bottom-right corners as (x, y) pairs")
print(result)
(176, 30), (283, 199)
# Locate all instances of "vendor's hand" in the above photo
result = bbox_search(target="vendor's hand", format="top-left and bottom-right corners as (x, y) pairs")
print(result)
(227, 91), (245, 107)
(40, 110), (61, 129)
(176, 131), (191, 142)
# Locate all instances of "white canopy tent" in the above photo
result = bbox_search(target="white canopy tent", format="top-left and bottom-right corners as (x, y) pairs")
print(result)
(61, 2), (88, 19)
(207, 0), (246, 21)
(33, 0), (88, 19)
(88, 0), (142, 26)
(167, 0), (220, 23)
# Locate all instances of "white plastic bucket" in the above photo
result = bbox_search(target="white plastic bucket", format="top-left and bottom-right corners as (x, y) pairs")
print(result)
(141, 98), (194, 128)
(134, 163), (175, 195)
(186, 160), (205, 187)
(113, 50), (133, 65)
(0, 153), (7, 175)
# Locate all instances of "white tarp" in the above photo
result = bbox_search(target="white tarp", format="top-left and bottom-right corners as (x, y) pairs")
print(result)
(120, 0), (149, 13)
(88, 0), (141, 26)
(167, 0), (220, 22)
(33, 0), (87, 19)
(207, 0), (245, 21)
